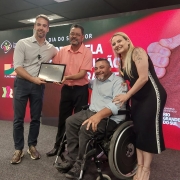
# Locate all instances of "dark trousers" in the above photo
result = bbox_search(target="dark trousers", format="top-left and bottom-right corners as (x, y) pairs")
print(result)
(13, 77), (45, 150)
(66, 109), (118, 161)
(54, 84), (89, 148)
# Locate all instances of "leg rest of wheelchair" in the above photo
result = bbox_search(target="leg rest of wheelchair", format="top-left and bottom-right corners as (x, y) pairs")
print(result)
(83, 149), (96, 160)
(54, 142), (66, 164)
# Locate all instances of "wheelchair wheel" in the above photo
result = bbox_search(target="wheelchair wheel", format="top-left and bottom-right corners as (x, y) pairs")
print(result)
(96, 174), (111, 180)
(108, 121), (137, 179)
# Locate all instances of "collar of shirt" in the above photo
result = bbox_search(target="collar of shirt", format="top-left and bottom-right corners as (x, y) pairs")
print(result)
(67, 43), (84, 54)
(31, 35), (47, 45)
(107, 73), (114, 82)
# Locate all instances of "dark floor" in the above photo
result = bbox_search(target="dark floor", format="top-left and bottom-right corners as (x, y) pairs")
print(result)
(0, 120), (179, 180)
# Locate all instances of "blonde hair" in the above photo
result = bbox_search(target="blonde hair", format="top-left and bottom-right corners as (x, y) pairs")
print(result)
(111, 32), (134, 78)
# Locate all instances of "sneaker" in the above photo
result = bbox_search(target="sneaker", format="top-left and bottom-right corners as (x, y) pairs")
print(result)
(10, 150), (24, 164)
(65, 161), (81, 179)
(27, 146), (40, 160)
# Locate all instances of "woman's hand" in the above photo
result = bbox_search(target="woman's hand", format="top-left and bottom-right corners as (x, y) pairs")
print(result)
(113, 93), (130, 107)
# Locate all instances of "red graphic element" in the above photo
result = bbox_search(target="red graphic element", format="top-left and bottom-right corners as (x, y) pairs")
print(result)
(125, 80), (131, 90)
(6, 86), (11, 98)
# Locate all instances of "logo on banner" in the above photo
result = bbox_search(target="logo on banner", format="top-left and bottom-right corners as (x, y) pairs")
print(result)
(4, 64), (16, 78)
(2, 86), (13, 98)
(1, 40), (12, 53)
(163, 109), (180, 128)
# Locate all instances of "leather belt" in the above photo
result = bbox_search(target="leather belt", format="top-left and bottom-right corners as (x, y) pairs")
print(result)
(64, 84), (87, 89)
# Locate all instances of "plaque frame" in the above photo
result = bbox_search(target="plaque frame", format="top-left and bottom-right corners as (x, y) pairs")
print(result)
(38, 63), (66, 83)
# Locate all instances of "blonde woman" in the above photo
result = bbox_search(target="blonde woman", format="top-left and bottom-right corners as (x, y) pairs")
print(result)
(111, 32), (167, 180)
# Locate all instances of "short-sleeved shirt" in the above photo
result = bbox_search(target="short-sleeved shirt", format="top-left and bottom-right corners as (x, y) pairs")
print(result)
(53, 43), (92, 86)
(13, 35), (58, 77)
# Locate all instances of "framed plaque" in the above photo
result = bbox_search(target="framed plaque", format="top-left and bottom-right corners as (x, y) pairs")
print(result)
(38, 63), (66, 82)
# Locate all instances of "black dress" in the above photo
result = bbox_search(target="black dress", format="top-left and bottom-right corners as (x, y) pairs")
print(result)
(122, 54), (167, 154)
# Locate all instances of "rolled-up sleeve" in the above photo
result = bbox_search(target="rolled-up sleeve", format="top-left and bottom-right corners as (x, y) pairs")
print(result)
(106, 102), (120, 115)
(13, 40), (25, 70)
(105, 78), (127, 115)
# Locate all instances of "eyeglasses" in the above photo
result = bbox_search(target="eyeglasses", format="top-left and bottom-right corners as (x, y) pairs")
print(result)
(38, 54), (42, 60)
(69, 33), (82, 37)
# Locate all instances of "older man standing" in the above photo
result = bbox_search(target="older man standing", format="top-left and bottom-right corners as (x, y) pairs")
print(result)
(46, 24), (92, 156)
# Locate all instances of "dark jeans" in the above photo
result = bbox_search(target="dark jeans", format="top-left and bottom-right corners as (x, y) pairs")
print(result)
(13, 77), (45, 150)
(54, 84), (89, 148)
(66, 109), (118, 161)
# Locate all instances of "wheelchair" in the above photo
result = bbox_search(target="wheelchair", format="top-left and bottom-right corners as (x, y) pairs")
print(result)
(53, 106), (137, 180)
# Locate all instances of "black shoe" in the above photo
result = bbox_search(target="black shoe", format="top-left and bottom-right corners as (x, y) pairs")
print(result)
(46, 148), (58, 157)
(55, 159), (73, 173)
(65, 161), (81, 179)
(54, 162), (65, 173)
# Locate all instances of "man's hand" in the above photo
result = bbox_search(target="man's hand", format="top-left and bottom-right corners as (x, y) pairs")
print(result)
(82, 115), (102, 132)
(147, 34), (180, 78)
(61, 76), (67, 84)
(32, 77), (46, 85)
(53, 76), (67, 86)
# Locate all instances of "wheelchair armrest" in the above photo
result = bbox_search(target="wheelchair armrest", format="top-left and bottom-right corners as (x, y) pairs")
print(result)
(82, 105), (130, 114)
(118, 109), (130, 115)
(81, 105), (90, 110)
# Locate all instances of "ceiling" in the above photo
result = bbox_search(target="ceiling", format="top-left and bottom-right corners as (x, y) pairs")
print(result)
(0, 0), (180, 31)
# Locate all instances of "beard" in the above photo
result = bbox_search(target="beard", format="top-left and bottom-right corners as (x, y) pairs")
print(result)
(96, 74), (105, 81)
(97, 77), (105, 81)
(36, 30), (45, 38)
(70, 38), (79, 45)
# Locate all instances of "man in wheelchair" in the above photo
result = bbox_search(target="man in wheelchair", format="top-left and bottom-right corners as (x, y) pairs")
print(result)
(57, 58), (128, 179)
